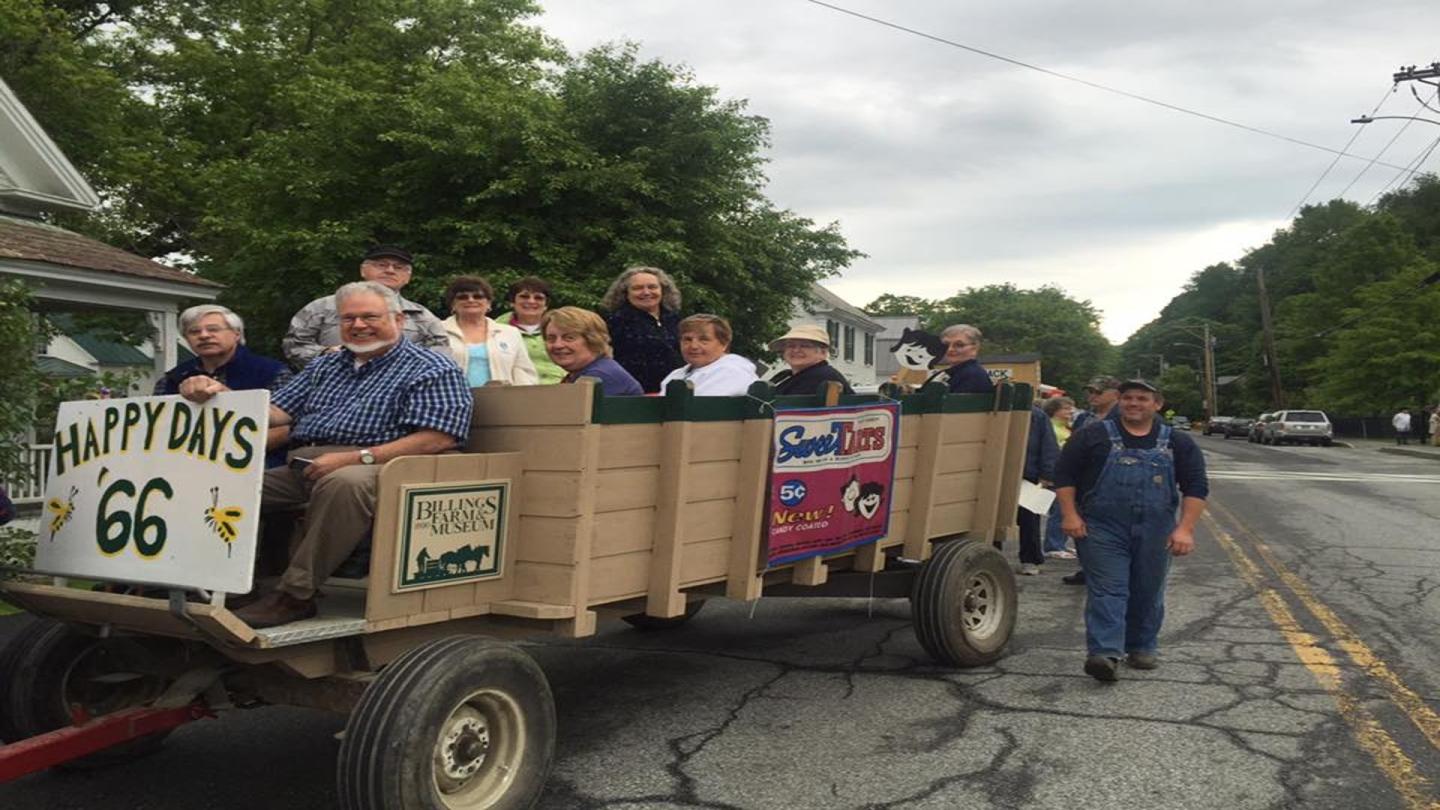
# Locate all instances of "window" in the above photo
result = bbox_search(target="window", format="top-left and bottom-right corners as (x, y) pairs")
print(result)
(843, 325), (855, 362)
(826, 319), (839, 348)
(864, 333), (874, 366)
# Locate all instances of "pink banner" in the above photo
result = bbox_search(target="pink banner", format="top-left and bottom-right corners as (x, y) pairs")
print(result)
(766, 402), (900, 567)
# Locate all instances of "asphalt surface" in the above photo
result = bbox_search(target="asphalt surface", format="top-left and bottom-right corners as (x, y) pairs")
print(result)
(3, 434), (1439, 808)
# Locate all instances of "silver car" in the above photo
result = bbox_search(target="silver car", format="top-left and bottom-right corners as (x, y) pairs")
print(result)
(1261, 409), (1333, 446)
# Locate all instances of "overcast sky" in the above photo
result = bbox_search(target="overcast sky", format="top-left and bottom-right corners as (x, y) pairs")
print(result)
(536, 1), (1440, 342)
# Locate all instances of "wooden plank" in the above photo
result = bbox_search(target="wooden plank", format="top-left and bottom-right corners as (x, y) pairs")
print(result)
(791, 556), (829, 586)
(468, 381), (593, 428)
(681, 498), (736, 544)
(930, 499), (977, 537)
(590, 508), (656, 557)
(854, 542), (885, 573)
(597, 424), (663, 469)
(678, 537), (731, 584)
(726, 418), (770, 602)
(511, 560), (575, 604)
(467, 426), (588, 471)
(931, 471), (982, 506)
(967, 411), (1013, 542)
(0, 583), (206, 641)
(595, 467), (661, 512)
(902, 413), (944, 560)
(513, 515), (582, 565)
(936, 442), (985, 474)
(520, 470), (585, 517)
(896, 415), (921, 447)
(940, 412), (989, 444)
(588, 550), (652, 603)
(489, 599), (575, 620)
(889, 478), (915, 513)
(684, 460), (739, 503)
(688, 421), (744, 463)
(365, 455), (435, 623)
(646, 420), (692, 618)
(562, 424), (602, 638)
(893, 445), (918, 479)
(996, 408), (1031, 541)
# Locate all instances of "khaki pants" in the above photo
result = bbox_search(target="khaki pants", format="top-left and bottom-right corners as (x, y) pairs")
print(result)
(262, 445), (379, 599)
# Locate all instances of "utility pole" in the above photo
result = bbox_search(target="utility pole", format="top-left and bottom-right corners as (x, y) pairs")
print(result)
(1201, 323), (1218, 420)
(1255, 265), (1285, 409)
(1393, 63), (1440, 84)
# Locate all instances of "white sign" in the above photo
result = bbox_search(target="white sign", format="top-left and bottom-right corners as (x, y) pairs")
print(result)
(34, 391), (268, 593)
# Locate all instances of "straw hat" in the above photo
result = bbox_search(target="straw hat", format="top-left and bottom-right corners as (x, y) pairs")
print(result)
(768, 323), (832, 353)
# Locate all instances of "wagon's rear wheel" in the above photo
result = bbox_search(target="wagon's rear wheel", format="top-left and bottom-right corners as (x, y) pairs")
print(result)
(337, 636), (555, 810)
(0, 615), (44, 743)
(911, 538), (1018, 667)
(621, 599), (707, 631)
(2, 619), (171, 765)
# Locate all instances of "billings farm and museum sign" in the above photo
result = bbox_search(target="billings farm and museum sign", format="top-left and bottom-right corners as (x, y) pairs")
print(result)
(394, 480), (510, 593)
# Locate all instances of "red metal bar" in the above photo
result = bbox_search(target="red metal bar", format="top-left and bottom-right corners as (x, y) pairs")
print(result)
(0, 704), (210, 782)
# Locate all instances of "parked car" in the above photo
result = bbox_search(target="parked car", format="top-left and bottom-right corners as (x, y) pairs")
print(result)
(1261, 409), (1333, 446)
(1222, 417), (1254, 439)
(1204, 416), (1234, 436)
(1248, 413), (1275, 443)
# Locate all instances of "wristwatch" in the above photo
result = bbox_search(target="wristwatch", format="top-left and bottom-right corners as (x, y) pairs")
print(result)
(359, 448), (376, 465)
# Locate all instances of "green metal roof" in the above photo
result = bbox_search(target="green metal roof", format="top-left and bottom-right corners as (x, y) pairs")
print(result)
(36, 355), (94, 378)
(67, 332), (151, 365)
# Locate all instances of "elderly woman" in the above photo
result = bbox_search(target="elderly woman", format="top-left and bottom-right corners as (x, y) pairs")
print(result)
(658, 314), (758, 396)
(494, 276), (564, 385)
(940, 324), (994, 394)
(542, 306), (643, 395)
(1041, 396), (1077, 559)
(441, 276), (538, 387)
(767, 324), (854, 396)
(602, 266), (683, 393)
(154, 304), (292, 465)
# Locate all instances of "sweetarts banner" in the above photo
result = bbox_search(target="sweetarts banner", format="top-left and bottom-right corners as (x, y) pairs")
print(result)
(765, 402), (900, 567)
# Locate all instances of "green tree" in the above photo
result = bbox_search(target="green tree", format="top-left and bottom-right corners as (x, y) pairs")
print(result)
(864, 294), (935, 318)
(924, 284), (1114, 394)
(0, 280), (42, 572)
(1156, 364), (1202, 418)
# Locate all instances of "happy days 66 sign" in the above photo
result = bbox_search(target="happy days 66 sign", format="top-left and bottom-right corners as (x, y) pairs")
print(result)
(35, 391), (269, 594)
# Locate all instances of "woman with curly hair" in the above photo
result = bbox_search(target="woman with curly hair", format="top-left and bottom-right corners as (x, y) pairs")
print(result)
(601, 266), (683, 393)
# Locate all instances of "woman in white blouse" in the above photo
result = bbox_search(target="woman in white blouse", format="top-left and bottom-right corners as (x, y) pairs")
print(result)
(440, 276), (538, 387)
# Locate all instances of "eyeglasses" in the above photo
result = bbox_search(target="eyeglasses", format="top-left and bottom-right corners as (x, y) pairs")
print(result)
(340, 314), (389, 326)
(942, 341), (975, 349)
(452, 292), (489, 302)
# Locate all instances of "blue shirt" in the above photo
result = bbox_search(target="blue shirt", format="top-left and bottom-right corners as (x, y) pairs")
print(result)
(565, 356), (643, 396)
(946, 359), (995, 394)
(466, 344), (491, 388)
(272, 339), (473, 446)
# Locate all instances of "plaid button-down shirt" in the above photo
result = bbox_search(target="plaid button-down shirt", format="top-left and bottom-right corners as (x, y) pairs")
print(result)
(273, 339), (472, 446)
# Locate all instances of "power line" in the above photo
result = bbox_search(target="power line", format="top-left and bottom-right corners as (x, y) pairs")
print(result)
(1367, 132), (1440, 206)
(1286, 85), (1395, 221)
(801, 0), (1413, 171)
(1336, 86), (1439, 201)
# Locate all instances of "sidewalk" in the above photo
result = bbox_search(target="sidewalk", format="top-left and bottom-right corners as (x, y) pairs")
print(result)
(1336, 436), (1440, 461)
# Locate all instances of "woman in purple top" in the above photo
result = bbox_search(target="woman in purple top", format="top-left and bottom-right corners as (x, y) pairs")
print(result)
(542, 307), (643, 396)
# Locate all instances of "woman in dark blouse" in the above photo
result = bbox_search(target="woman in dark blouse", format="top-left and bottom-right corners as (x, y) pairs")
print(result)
(602, 265), (683, 393)
(767, 324), (854, 397)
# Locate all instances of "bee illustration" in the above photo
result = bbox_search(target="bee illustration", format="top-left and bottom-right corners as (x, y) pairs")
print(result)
(203, 487), (245, 557)
(45, 486), (79, 538)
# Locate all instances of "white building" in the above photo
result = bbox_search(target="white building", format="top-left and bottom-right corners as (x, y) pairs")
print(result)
(786, 283), (884, 386)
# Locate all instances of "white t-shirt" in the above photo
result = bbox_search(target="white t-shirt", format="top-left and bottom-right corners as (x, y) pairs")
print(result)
(1393, 411), (1412, 431)
(659, 353), (759, 397)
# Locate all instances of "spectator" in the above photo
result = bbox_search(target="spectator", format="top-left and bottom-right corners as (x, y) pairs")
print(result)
(1430, 406), (1440, 448)
(659, 314), (758, 396)
(1041, 396), (1077, 560)
(1393, 408), (1412, 446)
(154, 304), (292, 466)
(179, 281), (472, 628)
(602, 266), (683, 393)
(494, 276), (565, 385)
(1064, 375), (1122, 586)
(939, 324), (994, 394)
(767, 324), (854, 397)
(542, 306), (642, 396)
(283, 245), (449, 369)
(1018, 405), (1060, 576)
(440, 276), (538, 387)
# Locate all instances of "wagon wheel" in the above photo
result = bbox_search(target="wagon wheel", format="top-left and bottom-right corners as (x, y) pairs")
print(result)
(910, 538), (1018, 667)
(337, 636), (555, 810)
(0, 616), (45, 744)
(2, 619), (171, 766)
(621, 599), (707, 631)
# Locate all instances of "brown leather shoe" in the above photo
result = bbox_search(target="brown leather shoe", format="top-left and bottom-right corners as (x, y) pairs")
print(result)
(234, 591), (317, 628)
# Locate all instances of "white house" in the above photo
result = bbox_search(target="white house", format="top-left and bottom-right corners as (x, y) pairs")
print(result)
(786, 283), (884, 386)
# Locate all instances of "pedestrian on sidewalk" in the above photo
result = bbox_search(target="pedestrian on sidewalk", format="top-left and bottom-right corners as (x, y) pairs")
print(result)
(1393, 409), (1412, 446)
(1054, 379), (1209, 682)
(1063, 376), (1123, 586)
(1429, 406), (1440, 448)
(1041, 396), (1076, 560)
(1017, 404), (1060, 576)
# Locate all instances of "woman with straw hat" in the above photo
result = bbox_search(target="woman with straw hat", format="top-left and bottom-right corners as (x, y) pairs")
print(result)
(766, 324), (854, 397)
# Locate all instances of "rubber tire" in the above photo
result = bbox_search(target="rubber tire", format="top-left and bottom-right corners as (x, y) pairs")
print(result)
(911, 538), (1018, 667)
(3, 620), (170, 766)
(0, 615), (45, 744)
(337, 636), (555, 810)
(621, 599), (707, 631)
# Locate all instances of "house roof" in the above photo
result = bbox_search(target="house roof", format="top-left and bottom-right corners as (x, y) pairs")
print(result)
(36, 355), (93, 378)
(0, 215), (221, 289)
(0, 76), (100, 215)
(805, 283), (884, 330)
(48, 313), (154, 366)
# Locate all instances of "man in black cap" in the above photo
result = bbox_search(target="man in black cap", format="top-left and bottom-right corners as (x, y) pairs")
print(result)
(282, 244), (450, 369)
(1053, 379), (1208, 682)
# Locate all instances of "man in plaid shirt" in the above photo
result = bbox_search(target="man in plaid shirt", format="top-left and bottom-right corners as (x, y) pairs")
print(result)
(181, 281), (472, 627)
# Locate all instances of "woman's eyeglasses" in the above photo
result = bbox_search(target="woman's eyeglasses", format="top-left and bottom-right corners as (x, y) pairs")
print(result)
(452, 292), (489, 302)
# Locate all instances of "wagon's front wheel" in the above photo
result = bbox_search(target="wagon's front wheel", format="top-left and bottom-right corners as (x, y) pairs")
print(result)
(911, 538), (1018, 667)
(337, 636), (555, 810)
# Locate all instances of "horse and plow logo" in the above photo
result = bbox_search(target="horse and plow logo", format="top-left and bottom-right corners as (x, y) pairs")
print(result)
(395, 481), (509, 592)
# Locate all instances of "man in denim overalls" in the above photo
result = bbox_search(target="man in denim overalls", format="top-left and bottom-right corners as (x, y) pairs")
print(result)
(1054, 380), (1209, 682)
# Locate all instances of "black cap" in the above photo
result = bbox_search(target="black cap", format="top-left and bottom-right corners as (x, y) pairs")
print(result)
(363, 244), (413, 264)
(1118, 378), (1160, 394)
(1085, 375), (1122, 392)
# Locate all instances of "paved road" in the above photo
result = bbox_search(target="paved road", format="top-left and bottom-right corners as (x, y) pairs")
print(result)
(3, 435), (1439, 808)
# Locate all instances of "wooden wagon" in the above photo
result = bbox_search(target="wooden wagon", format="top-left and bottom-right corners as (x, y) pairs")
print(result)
(0, 379), (1032, 809)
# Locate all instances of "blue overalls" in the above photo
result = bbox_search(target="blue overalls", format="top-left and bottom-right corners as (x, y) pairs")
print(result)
(1076, 420), (1179, 658)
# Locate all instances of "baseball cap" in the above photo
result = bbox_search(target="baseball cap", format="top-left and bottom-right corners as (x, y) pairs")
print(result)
(363, 244), (413, 264)
(1118, 379), (1160, 394)
(1085, 375), (1122, 392)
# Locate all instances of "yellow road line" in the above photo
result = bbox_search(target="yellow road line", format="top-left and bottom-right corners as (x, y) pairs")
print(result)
(1210, 498), (1440, 755)
(1205, 512), (1439, 809)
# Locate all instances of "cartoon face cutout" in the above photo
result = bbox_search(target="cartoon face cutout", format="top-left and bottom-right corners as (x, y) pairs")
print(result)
(857, 482), (885, 519)
(890, 328), (946, 370)
(840, 475), (861, 514)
